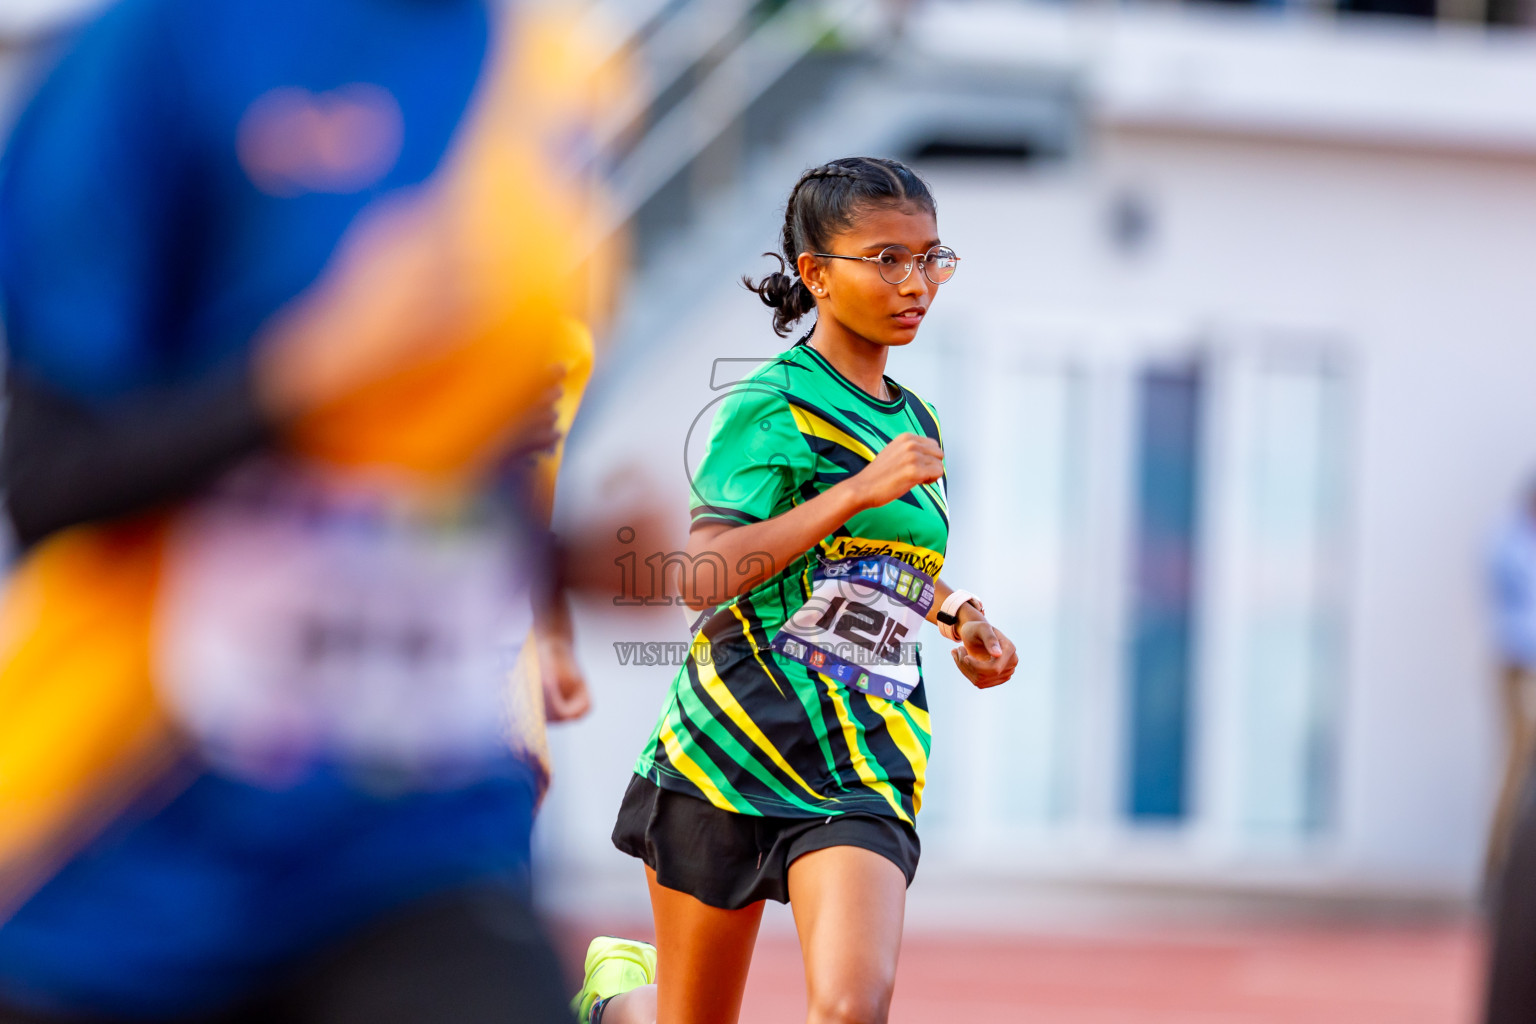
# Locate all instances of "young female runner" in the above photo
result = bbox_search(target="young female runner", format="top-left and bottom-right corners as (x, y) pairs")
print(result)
(573, 156), (1019, 1024)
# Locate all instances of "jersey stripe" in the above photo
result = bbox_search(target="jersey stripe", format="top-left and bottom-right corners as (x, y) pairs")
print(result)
(784, 394), (948, 525)
(847, 691), (918, 821)
(786, 403), (877, 462)
(818, 672), (913, 825)
(727, 602), (785, 698)
(900, 387), (951, 519)
(682, 656), (829, 811)
(690, 504), (763, 525)
(865, 693), (930, 816)
(738, 602), (842, 782)
(903, 698), (932, 735)
(657, 714), (749, 814)
(696, 654), (829, 803)
(676, 678), (823, 814)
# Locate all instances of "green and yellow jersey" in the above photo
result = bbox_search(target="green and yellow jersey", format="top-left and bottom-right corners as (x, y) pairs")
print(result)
(634, 341), (949, 825)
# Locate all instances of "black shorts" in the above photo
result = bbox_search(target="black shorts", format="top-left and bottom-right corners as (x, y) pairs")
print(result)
(610, 775), (920, 911)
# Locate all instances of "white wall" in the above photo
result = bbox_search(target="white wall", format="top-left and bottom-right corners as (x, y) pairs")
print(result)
(1064, 132), (1536, 890)
(539, 135), (1536, 916)
(534, 4), (1536, 911)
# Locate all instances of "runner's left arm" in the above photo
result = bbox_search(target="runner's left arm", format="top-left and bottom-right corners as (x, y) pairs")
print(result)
(927, 577), (1018, 689)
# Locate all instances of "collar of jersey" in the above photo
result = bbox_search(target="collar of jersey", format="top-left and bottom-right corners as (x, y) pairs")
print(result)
(796, 343), (906, 412)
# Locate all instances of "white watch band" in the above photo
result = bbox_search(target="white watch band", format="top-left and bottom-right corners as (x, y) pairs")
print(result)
(937, 590), (983, 641)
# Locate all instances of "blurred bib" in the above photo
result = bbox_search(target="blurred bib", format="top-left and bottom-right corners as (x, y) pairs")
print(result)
(154, 461), (533, 781)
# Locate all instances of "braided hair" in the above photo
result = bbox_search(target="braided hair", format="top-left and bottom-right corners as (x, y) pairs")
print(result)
(743, 156), (936, 336)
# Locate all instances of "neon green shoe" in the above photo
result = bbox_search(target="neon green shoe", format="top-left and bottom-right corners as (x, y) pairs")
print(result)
(570, 935), (657, 1022)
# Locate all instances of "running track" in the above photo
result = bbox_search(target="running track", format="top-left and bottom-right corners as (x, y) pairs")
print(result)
(556, 918), (1483, 1023)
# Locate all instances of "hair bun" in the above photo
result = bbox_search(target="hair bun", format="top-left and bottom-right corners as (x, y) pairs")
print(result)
(756, 271), (796, 304)
(741, 253), (816, 337)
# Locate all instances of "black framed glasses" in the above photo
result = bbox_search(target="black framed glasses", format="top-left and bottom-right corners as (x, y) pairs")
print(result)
(812, 244), (960, 286)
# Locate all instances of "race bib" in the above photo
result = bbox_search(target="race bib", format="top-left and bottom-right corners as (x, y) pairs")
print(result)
(772, 555), (933, 703)
(155, 461), (533, 781)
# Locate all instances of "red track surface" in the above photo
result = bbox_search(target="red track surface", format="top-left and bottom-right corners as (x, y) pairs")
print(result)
(557, 919), (1484, 1024)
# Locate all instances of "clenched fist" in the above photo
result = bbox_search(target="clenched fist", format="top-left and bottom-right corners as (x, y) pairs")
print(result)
(846, 433), (943, 512)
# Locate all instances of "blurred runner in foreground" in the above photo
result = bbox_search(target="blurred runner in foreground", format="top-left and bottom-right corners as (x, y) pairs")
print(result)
(0, 0), (623, 1020)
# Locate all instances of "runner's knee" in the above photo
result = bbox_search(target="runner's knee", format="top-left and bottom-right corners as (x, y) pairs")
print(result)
(805, 986), (891, 1024)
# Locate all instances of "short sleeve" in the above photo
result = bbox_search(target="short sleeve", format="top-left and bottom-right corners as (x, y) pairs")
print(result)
(688, 385), (815, 529)
(0, 0), (190, 403)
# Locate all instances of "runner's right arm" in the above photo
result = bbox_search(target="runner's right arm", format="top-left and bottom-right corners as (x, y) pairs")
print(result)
(682, 432), (943, 610)
(0, 5), (279, 550)
(2, 369), (273, 551)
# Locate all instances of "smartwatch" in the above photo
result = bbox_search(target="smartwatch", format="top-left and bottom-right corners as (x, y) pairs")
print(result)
(936, 590), (983, 642)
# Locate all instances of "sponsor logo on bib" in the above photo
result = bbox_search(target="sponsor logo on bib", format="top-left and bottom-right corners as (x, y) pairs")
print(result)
(772, 554), (933, 703)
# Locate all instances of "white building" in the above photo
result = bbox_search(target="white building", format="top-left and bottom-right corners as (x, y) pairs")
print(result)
(541, 0), (1536, 918)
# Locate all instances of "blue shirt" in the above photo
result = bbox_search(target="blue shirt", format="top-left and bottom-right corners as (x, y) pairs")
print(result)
(1491, 515), (1536, 669)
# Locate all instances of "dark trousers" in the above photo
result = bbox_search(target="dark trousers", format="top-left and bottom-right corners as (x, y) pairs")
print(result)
(0, 885), (570, 1024)
(1487, 748), (1536, 1023)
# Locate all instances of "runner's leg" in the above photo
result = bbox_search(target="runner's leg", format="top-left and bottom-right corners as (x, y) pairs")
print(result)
(1488, 667), (1536, 887)
(598, 866), (763, 1024)
(1486, 749), (1536, 1023)
(787, 846), (906, 1024)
